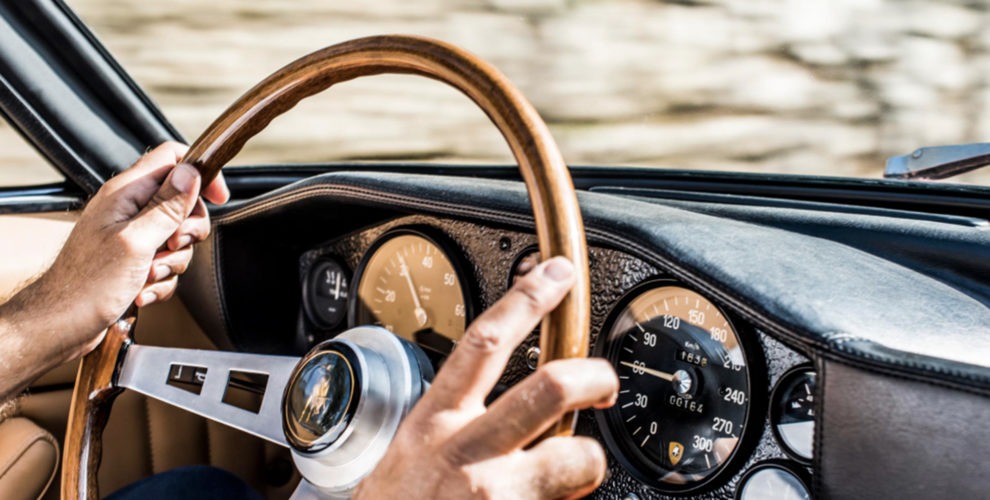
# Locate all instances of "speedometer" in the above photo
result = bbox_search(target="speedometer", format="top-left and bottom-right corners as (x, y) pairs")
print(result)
(351, 229), (472, 358)
(596, 280), (762, 493)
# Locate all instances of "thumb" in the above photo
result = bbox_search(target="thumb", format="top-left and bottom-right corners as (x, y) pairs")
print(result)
(131, 163), (201, 245)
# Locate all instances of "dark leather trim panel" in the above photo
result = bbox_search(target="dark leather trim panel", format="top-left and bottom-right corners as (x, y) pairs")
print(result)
(0, 183), (83, 214)
(817, 360), (990, 499)
(177, 228), (234, 352)
(0, 194), (81, 214)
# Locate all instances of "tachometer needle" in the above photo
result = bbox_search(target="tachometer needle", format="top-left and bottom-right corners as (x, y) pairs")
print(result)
(397, 254), (429, 328)
(619, 361), (675, 381)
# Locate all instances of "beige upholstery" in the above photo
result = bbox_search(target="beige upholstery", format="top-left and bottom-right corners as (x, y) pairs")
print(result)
(0, 417), (59, 500)
(0, 212), (76, 301)
(0, 210), (298, 499)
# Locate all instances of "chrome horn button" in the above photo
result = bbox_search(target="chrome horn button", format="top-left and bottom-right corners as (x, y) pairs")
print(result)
(282, 326), (433, 498)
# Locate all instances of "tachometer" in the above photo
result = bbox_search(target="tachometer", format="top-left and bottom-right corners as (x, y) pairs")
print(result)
(596, 280), (761, 493)
(351, 229), (471, 357)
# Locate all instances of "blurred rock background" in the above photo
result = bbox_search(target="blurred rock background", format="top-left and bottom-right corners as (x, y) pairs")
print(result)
(5, 0), (990, 185)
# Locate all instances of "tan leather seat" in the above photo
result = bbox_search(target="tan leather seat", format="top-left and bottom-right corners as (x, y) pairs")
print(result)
(0, 417), (59, 500)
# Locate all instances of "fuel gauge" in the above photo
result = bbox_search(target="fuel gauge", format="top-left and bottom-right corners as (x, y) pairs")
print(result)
(771, 366), (816, 463)
(303, 258), (350, 329)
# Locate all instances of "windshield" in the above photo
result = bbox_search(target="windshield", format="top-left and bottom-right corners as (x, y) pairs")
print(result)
(72, 0), (990, 184)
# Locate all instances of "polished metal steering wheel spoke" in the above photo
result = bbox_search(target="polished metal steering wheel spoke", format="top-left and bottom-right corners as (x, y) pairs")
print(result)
(117, 345), (298, 447)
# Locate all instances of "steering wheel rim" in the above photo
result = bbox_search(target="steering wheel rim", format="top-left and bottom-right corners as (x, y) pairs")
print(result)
(62, 35), (590, 499)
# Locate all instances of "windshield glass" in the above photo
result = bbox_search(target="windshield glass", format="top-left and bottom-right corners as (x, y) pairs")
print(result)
(72, 0), (990, 183)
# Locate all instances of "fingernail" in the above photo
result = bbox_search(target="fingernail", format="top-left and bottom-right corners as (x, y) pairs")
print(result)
(139, 291), (157, 306)
(170, 163), (198, 193)
(601, 390), (618, 407)
(153, 265), (170, 280)
(173, 235), (192, 249)
(543, 257), (574, 282)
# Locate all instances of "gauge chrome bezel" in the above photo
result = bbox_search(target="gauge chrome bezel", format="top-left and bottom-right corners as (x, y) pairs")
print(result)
(506, 244), (541, 290)
(594, 277), (767, 495)
(347, 226), (477, 348)
(770, 364), (816, 465)
(734, 459), (813, 500)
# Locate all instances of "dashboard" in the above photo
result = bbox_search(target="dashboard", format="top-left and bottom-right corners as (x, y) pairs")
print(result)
(295, 215), (814, 499)
(189, 170), (990, 499)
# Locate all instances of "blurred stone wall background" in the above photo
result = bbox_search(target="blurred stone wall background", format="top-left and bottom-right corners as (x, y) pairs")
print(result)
(5, 0), (990, 185)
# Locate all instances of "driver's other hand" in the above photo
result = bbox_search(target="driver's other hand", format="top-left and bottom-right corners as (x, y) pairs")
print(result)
(41, 141), (229, 356)
(355, 257), (619, 500)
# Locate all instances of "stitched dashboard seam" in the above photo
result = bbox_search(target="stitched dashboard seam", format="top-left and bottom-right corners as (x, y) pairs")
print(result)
(211, 180), (990, 395)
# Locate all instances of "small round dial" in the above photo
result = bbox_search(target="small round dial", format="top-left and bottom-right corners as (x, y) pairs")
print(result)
(352, 230), (470, 356)
(771, 367), (816, 463)
(736, 462), (812, 500)
(597, 281), (758, 493)
(303, 259), (350, 329)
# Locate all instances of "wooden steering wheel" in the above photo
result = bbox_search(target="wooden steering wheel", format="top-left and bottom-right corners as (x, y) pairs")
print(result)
(62, 35), (590, 499)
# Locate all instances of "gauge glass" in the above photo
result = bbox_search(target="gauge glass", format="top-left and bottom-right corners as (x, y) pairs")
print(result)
(772, 368), (816, 462)
(737, 464), (812, 500)
(599, 283), (754, 492)
(303, 259), (350, 329)
(353, 231), (469, 355)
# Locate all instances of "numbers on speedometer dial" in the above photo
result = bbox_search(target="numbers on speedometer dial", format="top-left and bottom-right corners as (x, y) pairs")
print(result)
(596, 282), (757, 493)
(351, 230), (470, 358)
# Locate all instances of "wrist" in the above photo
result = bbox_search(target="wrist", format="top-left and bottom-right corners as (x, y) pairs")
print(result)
(0, 280), (71, 400)
(2, 273), (92, 359)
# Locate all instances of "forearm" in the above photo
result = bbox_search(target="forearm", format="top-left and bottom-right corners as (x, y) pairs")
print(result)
(0, 275), (90, 401)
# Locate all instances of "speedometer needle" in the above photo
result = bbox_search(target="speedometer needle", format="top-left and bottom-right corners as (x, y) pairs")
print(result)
(620, 361), (674, 381)
(397, 254), (429, 328)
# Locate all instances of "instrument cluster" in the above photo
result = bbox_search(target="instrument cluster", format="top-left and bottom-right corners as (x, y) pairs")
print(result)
(297, 217), (817, 499)
(301, 226), (473, 365)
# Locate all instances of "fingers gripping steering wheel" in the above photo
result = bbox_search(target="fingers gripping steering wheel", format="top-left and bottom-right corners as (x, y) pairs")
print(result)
(62, 35), (590, 499)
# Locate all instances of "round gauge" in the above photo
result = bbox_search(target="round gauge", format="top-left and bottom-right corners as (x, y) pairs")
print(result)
(351, 229), (471, 357)
(771, 366), (816, 463)
(736, 461), (812, 500)
(303, 258), (350, 329)
(508, 246), (540, 289)
(596, 280), (762, 493)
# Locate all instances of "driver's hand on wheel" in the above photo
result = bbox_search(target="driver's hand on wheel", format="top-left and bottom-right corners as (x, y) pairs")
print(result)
(23, 142), (229, 357)
(355, 257), (619, 499)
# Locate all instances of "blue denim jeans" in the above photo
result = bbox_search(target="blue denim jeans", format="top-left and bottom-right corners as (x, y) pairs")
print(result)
(105, 465), (263, 500)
